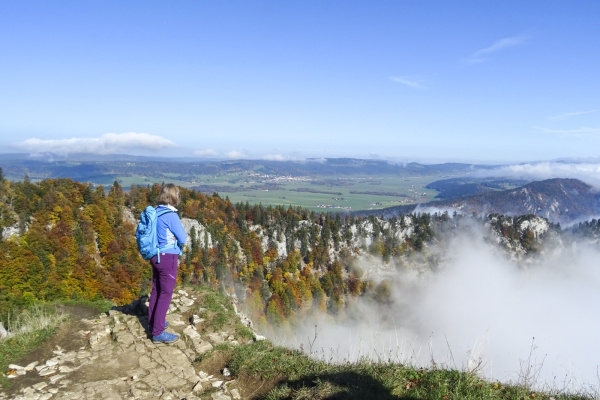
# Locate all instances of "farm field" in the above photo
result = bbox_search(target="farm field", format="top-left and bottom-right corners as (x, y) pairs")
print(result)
(112, 172), (447, 212)
(0, 155), (481, 212)
(222, 175), (440, 211)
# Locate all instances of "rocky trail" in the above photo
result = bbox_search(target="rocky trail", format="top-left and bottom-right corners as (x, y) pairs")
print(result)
(1, 288), (261, 400)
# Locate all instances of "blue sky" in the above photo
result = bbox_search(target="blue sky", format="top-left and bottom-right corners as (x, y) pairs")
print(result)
(1, 1), (599, 163)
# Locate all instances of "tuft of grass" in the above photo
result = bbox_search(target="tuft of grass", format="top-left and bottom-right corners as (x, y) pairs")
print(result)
(0, 304), (68, 388)
(2, 304), (68, 336)
(198, 289), (236, 331)
(202, 291), (234, 313)
(229, 340), (327, 381)
(235, 322), (255, 341)
(193, 342), (236, 364)
(211, 312), (228, 330)
(58, 298), (114, 314)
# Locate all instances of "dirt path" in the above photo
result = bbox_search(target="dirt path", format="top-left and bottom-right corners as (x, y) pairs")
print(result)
(3, 305), (98, 397)
(1, 289), (254, 400)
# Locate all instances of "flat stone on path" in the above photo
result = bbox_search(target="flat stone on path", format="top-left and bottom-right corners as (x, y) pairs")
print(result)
(211, 391), (232, 400)
(32, 381), (47, 391)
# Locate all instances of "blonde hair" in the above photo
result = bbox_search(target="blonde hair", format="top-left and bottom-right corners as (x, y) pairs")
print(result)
(157, 183), (180, 206)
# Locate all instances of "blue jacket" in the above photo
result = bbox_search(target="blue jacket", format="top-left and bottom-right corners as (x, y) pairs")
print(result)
(156, 205), (187, 255)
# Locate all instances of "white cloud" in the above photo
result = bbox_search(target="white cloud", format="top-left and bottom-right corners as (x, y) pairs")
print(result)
(262, 154), (288, 161)
(193, 149), (219, 158)
(226, 150), (246, 159)
(389, 76), (426, 89)
(261, 154), (305, 161)
(479, 161), (600, 189)
(548, 110), (596, 121)
(533, 126), (600, 137)
(13, 132), (176, 155)
(464, 36), (526, 63)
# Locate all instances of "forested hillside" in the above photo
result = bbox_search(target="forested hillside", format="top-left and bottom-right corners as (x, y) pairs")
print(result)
(0, 169), (581, 334)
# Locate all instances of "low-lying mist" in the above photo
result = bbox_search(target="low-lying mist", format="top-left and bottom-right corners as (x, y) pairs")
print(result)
(480, 161), (600, 189)
(274, 227), (600, 392)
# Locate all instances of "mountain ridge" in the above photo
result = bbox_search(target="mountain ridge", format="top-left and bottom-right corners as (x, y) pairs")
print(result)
(0, 153), (495, 181)
(360, 178), (600, 224)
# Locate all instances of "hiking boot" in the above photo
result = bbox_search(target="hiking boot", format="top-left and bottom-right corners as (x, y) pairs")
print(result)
(153, 331), (179, 344)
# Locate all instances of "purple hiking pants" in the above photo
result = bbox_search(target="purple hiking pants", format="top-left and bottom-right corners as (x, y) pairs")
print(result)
(148, 253), (178, 337)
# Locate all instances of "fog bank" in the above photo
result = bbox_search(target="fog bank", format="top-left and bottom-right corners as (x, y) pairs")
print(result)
(480, 162), (600, 189)
(276, 233), (600, 392)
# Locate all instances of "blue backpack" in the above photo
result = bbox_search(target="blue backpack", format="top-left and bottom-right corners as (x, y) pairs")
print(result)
(136, 206), (173, 263)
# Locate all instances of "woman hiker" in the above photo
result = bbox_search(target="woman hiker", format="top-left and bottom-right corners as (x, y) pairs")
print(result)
(148, 183), (187, 344)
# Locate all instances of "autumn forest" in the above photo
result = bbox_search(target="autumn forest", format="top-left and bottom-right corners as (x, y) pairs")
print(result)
(1, 168), (592, 335)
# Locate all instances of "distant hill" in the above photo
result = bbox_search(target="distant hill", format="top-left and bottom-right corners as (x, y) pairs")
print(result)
(361, 178), (600, 224)
(0, 153), (495, 181)
(425, 177), (530, 199)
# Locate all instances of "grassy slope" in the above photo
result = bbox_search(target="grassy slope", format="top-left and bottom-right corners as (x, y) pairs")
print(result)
(225, 340), (592, 400)
(191, 287), (594, 400)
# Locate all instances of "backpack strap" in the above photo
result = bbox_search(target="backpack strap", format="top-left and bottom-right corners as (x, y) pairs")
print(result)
(155, 208), (174, 264)
(156, 209), (173, 217)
